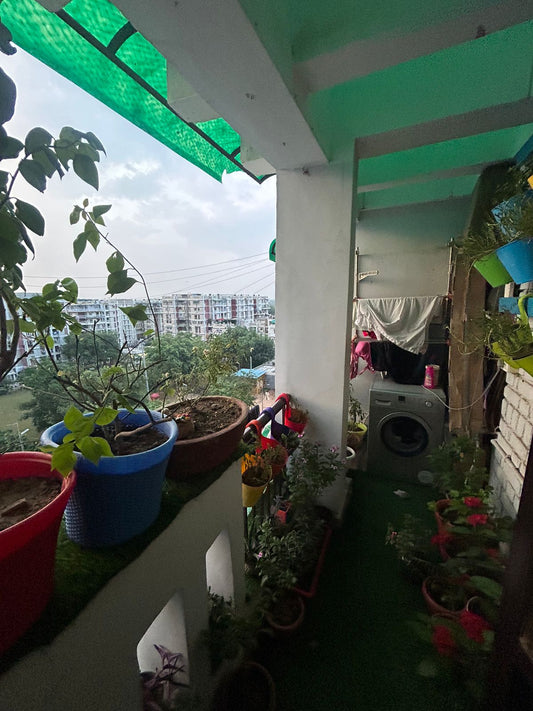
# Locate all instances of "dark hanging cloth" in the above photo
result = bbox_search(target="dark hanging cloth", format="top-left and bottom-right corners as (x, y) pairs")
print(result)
(370, 341), (425, 385)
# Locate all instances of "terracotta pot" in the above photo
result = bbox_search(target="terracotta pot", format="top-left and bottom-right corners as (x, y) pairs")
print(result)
(0, 452), (76, 655)
(434, 499), (452, 534)
(166, 396), (248, 479)
(265, 590), (305, 638)
(422, 576), (469, 619)
(212, 661), (276, 711)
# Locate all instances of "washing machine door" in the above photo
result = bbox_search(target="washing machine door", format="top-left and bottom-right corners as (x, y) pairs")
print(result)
(379, 412), (429, 458)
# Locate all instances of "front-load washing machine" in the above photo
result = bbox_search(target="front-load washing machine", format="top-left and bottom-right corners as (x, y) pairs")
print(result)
(366, 378), (446, 483)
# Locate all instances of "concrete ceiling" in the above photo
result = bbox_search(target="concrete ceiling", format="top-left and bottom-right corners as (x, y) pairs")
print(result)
(22, 0), (533, 209)
(115, 0), (533, 210)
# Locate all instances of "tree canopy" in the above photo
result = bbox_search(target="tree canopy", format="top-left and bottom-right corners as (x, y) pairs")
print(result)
(61, 330), (121, 368)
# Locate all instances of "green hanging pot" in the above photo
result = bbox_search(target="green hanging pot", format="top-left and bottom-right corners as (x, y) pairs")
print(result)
(473, 252), (512, 287)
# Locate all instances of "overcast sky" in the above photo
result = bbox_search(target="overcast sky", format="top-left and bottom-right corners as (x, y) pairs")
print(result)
(4, 48), (277, 301)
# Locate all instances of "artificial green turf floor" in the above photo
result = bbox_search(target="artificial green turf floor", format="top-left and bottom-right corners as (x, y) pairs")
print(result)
(255, 469), (473, 711)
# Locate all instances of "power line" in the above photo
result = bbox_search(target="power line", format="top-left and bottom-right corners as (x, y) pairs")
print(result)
(24, 252), (268, 280)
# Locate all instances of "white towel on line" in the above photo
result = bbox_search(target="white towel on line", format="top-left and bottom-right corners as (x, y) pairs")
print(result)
(353, 296), (443, 354)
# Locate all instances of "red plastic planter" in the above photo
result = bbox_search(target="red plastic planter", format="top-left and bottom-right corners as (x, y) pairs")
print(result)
(276, 393), (308, 434)
(246, 419), (289, 477)
(0, 452), (76, 655)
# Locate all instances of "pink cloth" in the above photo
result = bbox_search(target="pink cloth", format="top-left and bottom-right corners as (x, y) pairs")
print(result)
(350, 339), (374, 379)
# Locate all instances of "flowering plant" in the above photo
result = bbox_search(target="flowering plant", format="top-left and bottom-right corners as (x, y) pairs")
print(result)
(414, 610), (494, 702)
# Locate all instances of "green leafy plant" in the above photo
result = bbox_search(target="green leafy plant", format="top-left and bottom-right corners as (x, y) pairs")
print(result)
(427, 436), (488, 495)
(457, 222), (512, 265)
(204, 591), (260, 672)
(0, 42), (169, 472)
(285, 437), (344, 509)
(413, 609), (494, 704)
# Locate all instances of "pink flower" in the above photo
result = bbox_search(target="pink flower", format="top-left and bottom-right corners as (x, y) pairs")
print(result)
(459, 610), (491, 643)
(464, 496), (482, 508)
(467, 513), (488, 527)
(432, 625), (456, 656)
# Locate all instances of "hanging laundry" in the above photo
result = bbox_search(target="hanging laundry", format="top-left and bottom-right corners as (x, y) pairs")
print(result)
(350, 338), (374, 379)
(353, 296), (443, 354)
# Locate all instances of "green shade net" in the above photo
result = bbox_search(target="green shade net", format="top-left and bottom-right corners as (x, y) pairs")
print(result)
(0, 0), (254, 182)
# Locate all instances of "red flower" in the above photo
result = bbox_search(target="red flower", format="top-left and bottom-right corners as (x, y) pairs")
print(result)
(464, 496), (482, 508)
(467, 513), (488, 527)
(486, 548), (500, 560)
(459, 610), (491, 643)
(431, 532), (454, 546)
(432, 625), (456, 656)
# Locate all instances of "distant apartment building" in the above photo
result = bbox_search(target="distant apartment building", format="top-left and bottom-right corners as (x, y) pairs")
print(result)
(161, 293), (270, 339)
(7, 292), (271, 380)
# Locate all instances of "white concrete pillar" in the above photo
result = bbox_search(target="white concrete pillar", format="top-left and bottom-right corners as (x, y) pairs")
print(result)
(275, 151), (357, 498)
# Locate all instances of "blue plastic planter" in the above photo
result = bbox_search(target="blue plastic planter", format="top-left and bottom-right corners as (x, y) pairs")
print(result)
(41, 410), (178, 547)
(497, 237), (533, 285)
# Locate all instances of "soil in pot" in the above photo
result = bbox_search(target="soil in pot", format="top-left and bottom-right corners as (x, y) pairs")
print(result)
(168, 397), (243, 440)
(0, 477), (61, 531)
(93, 422), (167, 456)
(242, 465), (270, 488)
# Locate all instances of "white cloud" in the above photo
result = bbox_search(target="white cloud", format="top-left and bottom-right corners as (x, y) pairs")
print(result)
(100, 159), (161, 187)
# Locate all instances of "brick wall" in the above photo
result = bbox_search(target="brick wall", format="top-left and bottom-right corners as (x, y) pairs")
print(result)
(490, 366), (533, 515)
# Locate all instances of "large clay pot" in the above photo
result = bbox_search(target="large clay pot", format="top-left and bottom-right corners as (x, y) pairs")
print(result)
(166, 396), (248, 479)
(264, 590), (305, 638)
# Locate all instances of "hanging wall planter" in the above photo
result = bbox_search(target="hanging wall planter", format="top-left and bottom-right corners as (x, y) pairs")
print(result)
(41, 410), (178, 547)
(496, 237), (533, 284)
(0, 452), (76, 655)
(241, 455), (271, 507)
(472, 252), (513, 287)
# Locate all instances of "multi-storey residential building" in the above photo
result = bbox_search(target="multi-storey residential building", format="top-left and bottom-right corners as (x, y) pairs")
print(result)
(7, 293), (271, 380)
(160, 293), (270, 339)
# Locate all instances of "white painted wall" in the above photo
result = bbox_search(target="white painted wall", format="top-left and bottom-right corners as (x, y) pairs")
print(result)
(354, 197), (471, 298)
(275, 155), (357, 447)
(0, 461), (245, 711)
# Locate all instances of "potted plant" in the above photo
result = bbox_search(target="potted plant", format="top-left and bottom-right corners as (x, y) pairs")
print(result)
(413, 609), (493, 704)
(346, 394), (368, 451)
(0, 451), (76, 655)
(0, 36), (125, 651)
(494, 192), (533, 284)
(385, 513), (437, 583)
(39, 338), (178, 547)
(163, 337), (249, 479)
(276, 393), (308, 434)
(210, 660), (276, 711)
(246, 419), (289, 477)
(467, 295), (533, 374)
(457, 223), (512, 286)
(140, 643), (189, 711)
(241, 452), (272, 508)
(426, 436), (489, 497)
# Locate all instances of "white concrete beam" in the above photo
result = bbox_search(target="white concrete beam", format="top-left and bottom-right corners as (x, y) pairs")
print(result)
(294, 0), (532, 96)
(356, 97), (533, 159)
(114, 0), (327, 171)
(167, 62), (219, 123)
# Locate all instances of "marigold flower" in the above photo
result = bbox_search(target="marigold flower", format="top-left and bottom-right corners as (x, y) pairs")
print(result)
(459, 610), (491, 643)
(464, 496), (482, 508)
(467, 513), (488, 527)
(432, 625), (456, 656)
